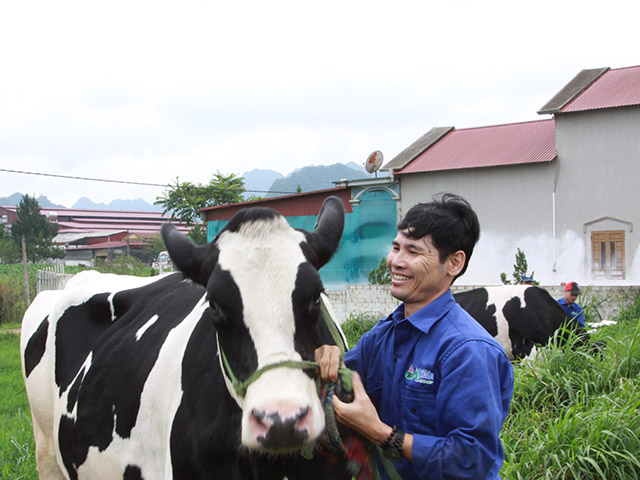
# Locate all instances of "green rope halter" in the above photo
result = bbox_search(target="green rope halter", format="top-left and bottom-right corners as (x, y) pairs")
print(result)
(216, 293), (401, 480)
(219, 349), (319, 399)
(218, 293), (348, 400)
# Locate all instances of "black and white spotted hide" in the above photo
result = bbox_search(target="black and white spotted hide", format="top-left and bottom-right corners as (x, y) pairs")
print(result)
(21, 196), (352, 480)
(454, 285), (589, 360)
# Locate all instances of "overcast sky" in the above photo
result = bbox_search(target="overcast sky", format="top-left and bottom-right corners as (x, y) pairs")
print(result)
(1, 0), (638, 208)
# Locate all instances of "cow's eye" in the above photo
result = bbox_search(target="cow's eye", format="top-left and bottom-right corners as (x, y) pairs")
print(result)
(307, 293), (321, 318)
(210, 301), (225, 321)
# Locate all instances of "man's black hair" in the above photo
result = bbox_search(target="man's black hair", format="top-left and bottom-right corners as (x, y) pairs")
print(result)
(397, 193), (480, 281)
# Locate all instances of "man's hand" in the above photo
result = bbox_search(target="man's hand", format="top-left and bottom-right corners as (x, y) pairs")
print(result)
(332, 372), (392, 445)
(314, 345), (342, 383)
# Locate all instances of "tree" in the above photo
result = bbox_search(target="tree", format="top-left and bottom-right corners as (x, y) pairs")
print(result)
(154, 172), (245, 245)
(500, 247), (537, 285)
(187, 225), (208, 245)
(11, 194), (64, 262)
(136, 233), (167, 264)
(0, 228), (20, 263)
(368, 256), (391, 285)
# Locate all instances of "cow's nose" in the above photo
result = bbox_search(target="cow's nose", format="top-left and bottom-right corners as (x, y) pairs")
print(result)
(250, 405), (312, 450)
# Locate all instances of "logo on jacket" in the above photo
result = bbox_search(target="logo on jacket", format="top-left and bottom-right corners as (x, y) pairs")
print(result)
(405, 364), (434, 385)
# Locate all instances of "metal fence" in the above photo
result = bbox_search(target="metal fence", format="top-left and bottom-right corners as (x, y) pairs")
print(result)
(36, 264), (73, 294)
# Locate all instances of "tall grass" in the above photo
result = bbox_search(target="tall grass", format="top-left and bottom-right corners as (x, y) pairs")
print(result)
(341, 312), (379, 349)
(2, 298), (639, 479)
(0, 332), (37, 479)
(0, 264), (40, 325)
(0, 259), (155, 326)
(0, 276), (27, 326)
(501, 297), (640, 479)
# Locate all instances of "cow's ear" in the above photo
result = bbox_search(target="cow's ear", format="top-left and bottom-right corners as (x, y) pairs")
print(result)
(161, 224), (218, 286)
(304, 196), (345, 269)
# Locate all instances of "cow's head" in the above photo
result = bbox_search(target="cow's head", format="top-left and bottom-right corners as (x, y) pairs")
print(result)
(161, 196), (344, 452)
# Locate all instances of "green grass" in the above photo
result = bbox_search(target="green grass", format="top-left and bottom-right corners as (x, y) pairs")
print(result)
(501, 299), (640, 479)
(2, 298), (640, 479)
(0, 323), (21, 331)
(341, 311), (379, 349)
(0, 259), (155, 326)
(0, 332), (37, 479)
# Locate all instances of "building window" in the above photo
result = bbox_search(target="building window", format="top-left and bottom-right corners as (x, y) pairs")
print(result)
(591, 230), (625, 279)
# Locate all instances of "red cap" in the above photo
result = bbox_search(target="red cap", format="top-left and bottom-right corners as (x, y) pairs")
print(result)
(564, 281), (580, 294)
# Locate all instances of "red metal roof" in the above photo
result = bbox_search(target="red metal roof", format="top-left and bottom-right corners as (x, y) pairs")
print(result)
(56, 221), (187, 234)
(65, 240), (147, 251)
(202, 187), (352, 221)
(2, 205), (191, 235)
(40, 207), (167, 219)
(397, 119), (556, 174)
(561, 65), (640, 113)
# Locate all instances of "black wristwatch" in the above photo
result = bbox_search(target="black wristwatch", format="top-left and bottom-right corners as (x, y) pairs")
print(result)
(379, 425), (405, 461)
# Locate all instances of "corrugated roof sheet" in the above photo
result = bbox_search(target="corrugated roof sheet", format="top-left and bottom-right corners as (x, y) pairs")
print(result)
(201, 187), (352, 221)
(396, 119), (556, 174)
(65, 240), (147, 251)
(383, 127), (454, 171)
(538, 68), (608, 114)
(561, 65), (640, 112)
(1, 205), (191, 235)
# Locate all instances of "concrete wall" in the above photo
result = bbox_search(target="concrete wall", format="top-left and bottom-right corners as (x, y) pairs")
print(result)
(326, 284), (640, 325)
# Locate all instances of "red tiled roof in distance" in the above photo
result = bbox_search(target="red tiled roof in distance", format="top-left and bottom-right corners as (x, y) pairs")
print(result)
(396, 119), (556, 174)
(201, 187), (352, 222)
(561, 65), (640, 113)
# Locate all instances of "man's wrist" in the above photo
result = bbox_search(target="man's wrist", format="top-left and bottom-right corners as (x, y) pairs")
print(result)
(371, 423), (394, 445)
(379, 425), (405, 461)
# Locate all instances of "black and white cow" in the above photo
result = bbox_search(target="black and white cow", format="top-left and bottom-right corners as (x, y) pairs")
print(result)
(453, 285), (590, 360)
(21, 197), (354, 480)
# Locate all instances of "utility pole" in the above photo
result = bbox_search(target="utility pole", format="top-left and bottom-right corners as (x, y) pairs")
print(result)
(21, 235), (30, 307)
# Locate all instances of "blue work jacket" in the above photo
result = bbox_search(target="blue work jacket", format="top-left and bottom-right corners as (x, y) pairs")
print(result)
(345, 290), (513, 479)
(557, 298), (586, 328)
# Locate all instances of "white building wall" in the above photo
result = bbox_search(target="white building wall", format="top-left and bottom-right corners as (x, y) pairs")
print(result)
(398, 161), (559, 286)
(397, 105), (640, 286)
(554, 106), (640, 284)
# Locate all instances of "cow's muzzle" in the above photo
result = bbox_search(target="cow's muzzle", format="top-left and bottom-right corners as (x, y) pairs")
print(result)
(250, 405), (312, 451)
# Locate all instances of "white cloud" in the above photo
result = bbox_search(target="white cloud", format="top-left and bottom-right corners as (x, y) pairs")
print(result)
(1, 0), (639, 207)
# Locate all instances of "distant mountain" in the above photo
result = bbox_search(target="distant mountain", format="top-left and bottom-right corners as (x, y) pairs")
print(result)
(344, 161), (370, 176)
(241, 169), (284, 198)
(266, 163), (376, 197)
(72, 197), (162, 212)
(0, 192), (66, 208)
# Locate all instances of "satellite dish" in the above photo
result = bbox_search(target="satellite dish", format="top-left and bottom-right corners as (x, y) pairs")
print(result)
(365, 150), (383, 176)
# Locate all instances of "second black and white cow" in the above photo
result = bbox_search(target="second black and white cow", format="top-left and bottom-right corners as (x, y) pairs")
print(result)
(21, 197), (355, 480)
(454, 285), (589, 360)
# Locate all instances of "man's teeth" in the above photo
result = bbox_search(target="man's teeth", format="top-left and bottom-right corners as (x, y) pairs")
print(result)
(393, 274), (410, 281)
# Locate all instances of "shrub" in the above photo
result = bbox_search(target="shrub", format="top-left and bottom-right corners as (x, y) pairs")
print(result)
(0, 277), (26, 325)
(341, 312), (379, 349)
(70, 255), (154, 277)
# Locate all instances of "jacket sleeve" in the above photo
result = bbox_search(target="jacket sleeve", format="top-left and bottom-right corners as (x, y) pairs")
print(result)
(408, 340), (513, 479)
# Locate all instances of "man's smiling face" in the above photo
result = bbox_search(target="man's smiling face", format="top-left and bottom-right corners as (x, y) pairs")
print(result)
(386, 230), (452, 317)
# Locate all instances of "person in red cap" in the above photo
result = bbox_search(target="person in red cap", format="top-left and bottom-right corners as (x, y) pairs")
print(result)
(557, 281), (586, 328)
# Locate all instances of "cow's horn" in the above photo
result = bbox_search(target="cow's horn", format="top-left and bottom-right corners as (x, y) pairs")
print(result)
(161, 223), (218, 286)
(305, 196), (345, 269)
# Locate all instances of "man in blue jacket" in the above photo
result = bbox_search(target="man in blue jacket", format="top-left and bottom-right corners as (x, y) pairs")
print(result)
(557, 281), (586, 328)
(316, 193), (514, 479)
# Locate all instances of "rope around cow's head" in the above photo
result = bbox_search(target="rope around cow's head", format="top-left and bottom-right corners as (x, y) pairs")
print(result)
(216, 293), (349, 401)
(216, 294), (401, 480)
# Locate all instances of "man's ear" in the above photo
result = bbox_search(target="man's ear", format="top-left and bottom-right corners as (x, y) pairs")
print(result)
(448, 250), (466, 277)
